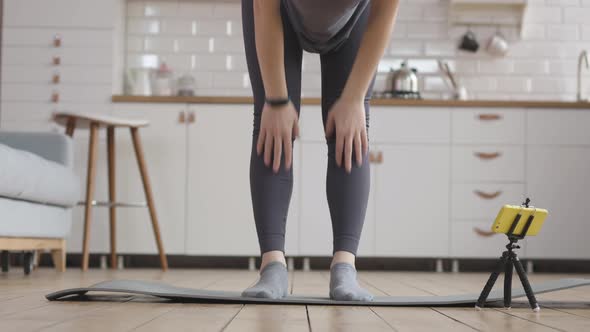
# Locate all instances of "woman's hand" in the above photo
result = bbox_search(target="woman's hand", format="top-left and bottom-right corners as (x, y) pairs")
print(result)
(257, 101), (300, 173)
(325, 97), (368, 173)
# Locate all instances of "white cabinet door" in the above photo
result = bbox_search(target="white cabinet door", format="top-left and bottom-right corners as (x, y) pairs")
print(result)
(185, 105), (260, 256)
(299, 142), (376, 256)
(526, 146), (590, 259)
(111, 104), (188, 255)
(375, 145), (450, 257)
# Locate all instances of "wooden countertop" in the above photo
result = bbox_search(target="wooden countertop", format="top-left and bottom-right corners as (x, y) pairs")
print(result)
(112, 95), (590, 109)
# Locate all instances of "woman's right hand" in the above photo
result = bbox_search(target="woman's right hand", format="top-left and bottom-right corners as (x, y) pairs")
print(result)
(257, 101), (299, 173)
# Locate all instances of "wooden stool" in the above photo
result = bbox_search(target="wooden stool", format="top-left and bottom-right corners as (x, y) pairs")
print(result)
(54, 112), (168, 271)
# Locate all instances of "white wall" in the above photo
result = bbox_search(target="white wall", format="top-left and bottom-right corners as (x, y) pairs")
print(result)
(124, 0), (590, 101)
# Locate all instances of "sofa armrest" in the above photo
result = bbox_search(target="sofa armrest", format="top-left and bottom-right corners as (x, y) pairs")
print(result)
(0, 131), (74, 168)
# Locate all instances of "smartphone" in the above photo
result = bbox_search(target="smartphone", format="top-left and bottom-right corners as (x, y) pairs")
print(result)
(491, 205), (549, 236)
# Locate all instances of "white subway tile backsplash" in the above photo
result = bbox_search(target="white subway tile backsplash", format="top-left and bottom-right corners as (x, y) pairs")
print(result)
(125, 0), (590, 99)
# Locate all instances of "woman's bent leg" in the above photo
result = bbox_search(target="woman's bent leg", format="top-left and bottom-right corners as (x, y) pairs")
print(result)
(242, 0), (302, 259)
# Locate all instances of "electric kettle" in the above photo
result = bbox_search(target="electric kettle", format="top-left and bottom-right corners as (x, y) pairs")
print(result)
(125, 68), (154, 96)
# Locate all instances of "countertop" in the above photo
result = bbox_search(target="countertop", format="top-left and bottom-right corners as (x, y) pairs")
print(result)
(112, 95), (590, 109)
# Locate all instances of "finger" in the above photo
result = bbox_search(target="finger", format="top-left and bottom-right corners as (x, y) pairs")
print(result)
(361, 127), (368, 157)
(264, 133), (273, 167)
(345, 134), (353, 173)
(256, 130), (265, 156)
(325, 112), (334, 138)
(273, 135), (282, 173)
(284, 134), (293, 170)
(335, 131), (344, 168)
(355, 131), (362, 167)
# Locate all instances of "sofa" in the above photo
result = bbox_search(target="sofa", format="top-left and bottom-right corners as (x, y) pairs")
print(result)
(0, 131), (80, 274)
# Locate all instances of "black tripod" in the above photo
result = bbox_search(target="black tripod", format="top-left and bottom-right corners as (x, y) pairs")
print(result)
(475, 198), (540, 312)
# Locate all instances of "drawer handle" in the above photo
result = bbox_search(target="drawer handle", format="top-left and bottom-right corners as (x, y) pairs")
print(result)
(478, 113), (502, 121)
(51, 92), (60, 103)
(474, 190), (502, 200)
(53, 34), (62, 47)
(53, 56), (61, 65)
(474, 152), (501, 160)
(376, 151), (383, 164)
(188, 112), (196, 124)
(473, 227), (495, 237)
(178, 112), (186, 124)
(52, 74), (60, 84)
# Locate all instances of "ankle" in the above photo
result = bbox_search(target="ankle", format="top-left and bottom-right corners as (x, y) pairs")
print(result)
(260, 250), (286, 270)
(330, 251), (356, 269)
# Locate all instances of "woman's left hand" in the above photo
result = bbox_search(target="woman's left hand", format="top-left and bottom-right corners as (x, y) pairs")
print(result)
(325, 96), (368, 173)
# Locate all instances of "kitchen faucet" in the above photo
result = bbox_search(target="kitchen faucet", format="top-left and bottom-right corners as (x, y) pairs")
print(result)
(578, 50), (589, 102)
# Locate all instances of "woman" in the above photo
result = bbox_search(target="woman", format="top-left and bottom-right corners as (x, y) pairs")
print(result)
(241, 0), (399, 301)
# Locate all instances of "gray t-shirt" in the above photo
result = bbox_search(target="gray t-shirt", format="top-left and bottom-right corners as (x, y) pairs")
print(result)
(283, 0), (369, 54)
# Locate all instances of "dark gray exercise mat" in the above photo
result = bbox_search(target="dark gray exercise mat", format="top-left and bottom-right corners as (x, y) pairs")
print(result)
(45, 278), (590, 306)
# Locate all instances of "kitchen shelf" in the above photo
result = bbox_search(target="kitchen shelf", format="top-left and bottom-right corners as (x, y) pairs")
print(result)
(449, 0), (528, 37)
(111, 95), (590, 110)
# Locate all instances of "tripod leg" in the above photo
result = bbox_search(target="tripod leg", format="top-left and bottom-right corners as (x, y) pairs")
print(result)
(504, 256), (513, 308)
(513, 255), (540, 312)
(476, 252), (508, 309)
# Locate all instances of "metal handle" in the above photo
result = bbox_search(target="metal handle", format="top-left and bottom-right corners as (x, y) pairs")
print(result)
(474, 152), (501, 160)
(178, 112), (186, 124)
(474, 190), (502, 200)
(52, 74), (60, 84)
(53, 34), (62, 47)
(51, 92), (60, 103)
(376, 151), (383, 164)
(53, 56), (61, 65)
(478, 113), (502, 121)
(188, 112), (196, 124)
(473, 227), (495, 237)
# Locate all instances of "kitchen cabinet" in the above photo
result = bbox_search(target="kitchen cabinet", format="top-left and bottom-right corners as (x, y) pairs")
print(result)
(374, 144), (450, 257)
(114, 104), (188, 255)
(525, 110), (590, 259)
(185, 105), (259, 256)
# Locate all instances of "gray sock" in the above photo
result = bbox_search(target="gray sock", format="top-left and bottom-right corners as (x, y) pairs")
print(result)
(329, 263), (373, 301)
(241, 261), (288, 299)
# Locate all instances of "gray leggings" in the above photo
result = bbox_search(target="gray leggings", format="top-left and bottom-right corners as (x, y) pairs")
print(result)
(241, 0), (376, 256)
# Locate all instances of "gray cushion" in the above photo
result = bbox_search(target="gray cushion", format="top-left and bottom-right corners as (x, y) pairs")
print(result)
(0, 197), (72, 238)
(0, 143), (79, 207)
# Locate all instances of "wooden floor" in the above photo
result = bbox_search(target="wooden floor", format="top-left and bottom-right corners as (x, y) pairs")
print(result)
(1, 268), (589, 331)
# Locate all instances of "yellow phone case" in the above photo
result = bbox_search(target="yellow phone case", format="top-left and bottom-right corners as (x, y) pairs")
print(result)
(491, 205), (548, 236)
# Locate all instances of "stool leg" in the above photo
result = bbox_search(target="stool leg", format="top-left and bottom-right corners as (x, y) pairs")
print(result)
(82, 123), (99, 271)
(107, 126), (117, 269)
(130, 127), (168, 271)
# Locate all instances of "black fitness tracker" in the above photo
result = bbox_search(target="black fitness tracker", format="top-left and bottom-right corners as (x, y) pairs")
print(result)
(265, 96), (290, 107)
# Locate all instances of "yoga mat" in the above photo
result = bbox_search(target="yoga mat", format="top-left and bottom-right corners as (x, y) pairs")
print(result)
(46, 278), (590, 306)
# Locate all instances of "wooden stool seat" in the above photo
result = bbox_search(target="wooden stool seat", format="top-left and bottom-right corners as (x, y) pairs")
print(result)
(54, 112), (150, 129)
(54, 112), (167, 271)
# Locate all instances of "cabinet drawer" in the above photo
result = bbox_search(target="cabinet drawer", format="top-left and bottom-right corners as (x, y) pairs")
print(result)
(452, 109), (525, 144)
(3, 0), (116, 29)
(451, 183), (525, 220)
(451, 221), (517, 258)
(2, 66), (112, 84)
(2, 28), (113, 48)
(527, 110), (590, 145)
(1, 84), (112, 103)
(452, 146), (524, 182)
(371, 107), (451, 144)
(2, 47), (112, 66)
